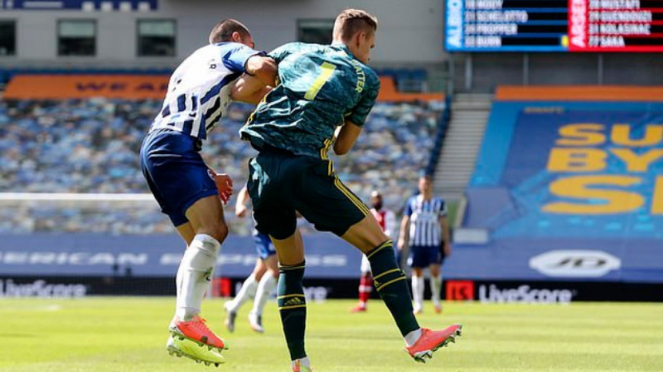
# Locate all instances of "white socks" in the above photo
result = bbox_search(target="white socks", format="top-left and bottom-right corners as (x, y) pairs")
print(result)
(430, 275), (442, 306)
(411, 276), (424, 312)
(404, 328), (423, 347)
(293, 357), (311, 370)
(251, 273), (277, 316)
(227, 274), (259, 313)
(175, 234), (221, 321)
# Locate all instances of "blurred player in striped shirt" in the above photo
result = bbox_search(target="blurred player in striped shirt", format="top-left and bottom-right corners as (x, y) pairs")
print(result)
(398, 174), (452, 314)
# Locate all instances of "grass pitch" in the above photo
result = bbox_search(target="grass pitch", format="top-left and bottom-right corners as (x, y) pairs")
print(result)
(0, 298), (662, 372)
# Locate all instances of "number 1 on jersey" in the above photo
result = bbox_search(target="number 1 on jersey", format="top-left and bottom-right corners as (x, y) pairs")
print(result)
(305, 62), (336, 100)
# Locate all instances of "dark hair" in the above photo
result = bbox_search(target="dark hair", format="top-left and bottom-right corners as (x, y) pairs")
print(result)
(333, 9), (378, 41)
(208, 19), (250, 44)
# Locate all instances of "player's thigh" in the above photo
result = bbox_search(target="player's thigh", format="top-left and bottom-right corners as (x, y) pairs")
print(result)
(412, 267), (424, 277)
(294, 160), (379, 247)
(270, 229), (305, 266)
(255, 233), (279, 273)
(142, 130), (220, 229)
(247, 156), (298, 240)
(185, 195), (228, 242)
(255, 232), (276, 259)
(175, 222), (196, 245)
(264, 255), (279, 277)
(341, 215), (391, 254)
(253, 259), (268, 281)
(409, 245), (437, 269)
(429, 264), (441, 277)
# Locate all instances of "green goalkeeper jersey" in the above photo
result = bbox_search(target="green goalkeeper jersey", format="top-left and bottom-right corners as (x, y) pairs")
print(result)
(240, 42), (380, 159)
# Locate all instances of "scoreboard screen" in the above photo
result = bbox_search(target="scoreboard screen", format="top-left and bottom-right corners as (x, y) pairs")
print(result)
(445, 0), (663, 52)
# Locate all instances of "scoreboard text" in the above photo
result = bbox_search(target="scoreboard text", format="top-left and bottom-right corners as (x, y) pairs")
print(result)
(445, 0), (663, 52)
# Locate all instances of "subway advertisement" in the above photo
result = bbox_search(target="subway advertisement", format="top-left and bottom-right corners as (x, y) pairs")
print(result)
(462, 100), (663, 288)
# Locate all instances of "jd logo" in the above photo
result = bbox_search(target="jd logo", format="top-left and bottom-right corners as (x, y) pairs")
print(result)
(529, 250), (621, 277)
(446, 280), (475, 301)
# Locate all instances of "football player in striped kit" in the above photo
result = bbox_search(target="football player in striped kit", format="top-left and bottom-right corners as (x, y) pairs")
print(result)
(398, 173), (452, 315)
(139, 19), (276, 365)
(351, 190), (397, 313)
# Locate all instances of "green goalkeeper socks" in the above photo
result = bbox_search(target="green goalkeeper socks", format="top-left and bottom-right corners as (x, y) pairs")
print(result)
(277, 261), (307, 360)
(367, 240), (420, 336)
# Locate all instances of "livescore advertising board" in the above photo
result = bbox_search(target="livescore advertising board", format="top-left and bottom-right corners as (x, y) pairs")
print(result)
(445, 0), (663, 52)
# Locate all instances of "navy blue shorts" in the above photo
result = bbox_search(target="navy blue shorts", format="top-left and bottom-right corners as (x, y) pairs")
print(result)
(408, 244), (445, 268)
(254, 232), (277, 260)
(140, 129), (219, 226)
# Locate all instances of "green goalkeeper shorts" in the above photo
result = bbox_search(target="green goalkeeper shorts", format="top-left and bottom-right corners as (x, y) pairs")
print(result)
(247, 147), (369, 240)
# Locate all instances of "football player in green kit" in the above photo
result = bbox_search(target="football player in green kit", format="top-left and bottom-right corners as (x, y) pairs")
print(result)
(236, 9), (462, 372)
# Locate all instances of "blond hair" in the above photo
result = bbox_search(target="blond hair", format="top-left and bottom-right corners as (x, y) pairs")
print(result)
(333, 9), (378, 42)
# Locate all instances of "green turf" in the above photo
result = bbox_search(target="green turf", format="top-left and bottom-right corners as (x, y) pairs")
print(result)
(1, 298), (662, 372)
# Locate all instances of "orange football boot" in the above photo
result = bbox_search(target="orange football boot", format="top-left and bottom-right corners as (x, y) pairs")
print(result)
(405, 324), (462, 363)
(169, 315), (227, 352)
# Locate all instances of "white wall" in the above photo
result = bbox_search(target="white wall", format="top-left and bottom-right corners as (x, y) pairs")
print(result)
(0, 0), (446, 68)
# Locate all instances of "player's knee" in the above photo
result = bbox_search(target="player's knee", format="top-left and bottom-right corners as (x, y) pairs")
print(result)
(204, 221), (228, 243)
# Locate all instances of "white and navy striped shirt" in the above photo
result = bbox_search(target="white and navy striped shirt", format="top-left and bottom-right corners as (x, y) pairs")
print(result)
(405, 195), (447, 246)
(150, 42), (262, 141)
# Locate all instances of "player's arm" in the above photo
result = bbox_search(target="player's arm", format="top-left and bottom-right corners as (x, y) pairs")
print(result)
(334, 69), (380, 155)
(397, 198), (413, 250)
(235, 185), (250, 218)
(244, 55), (278, 87)
(246, 42), (314, 86)
(397, 215), (410, 251)
(222, 44), (278, 87)
(333, 121), (362, 155)
(231, 75), (272, 105)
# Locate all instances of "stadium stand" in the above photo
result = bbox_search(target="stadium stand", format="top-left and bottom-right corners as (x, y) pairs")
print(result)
(453, 86), (663, 285)
(0, 75), (445, 235)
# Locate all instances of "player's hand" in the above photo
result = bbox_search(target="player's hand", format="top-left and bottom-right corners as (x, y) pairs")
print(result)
(443, 242), (452, 258)
(213, 173), (233, 205)
(236, 204), (248, 218)
(397, 238), (406, 250)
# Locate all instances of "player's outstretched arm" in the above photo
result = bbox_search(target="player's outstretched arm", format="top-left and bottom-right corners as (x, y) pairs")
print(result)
(245, 55), (278, 87)
(397, 215), (410, 251)
(231, 75), (272, 105)
(235, 186), (250, 218)
(333, 121), (363, 155)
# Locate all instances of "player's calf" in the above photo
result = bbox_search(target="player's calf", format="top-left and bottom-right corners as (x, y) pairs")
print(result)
(278, 262), (308, 363)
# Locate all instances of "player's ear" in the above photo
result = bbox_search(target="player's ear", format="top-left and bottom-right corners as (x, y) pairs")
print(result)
(354, 32), (364, 48)
(231, 31), (242, 43)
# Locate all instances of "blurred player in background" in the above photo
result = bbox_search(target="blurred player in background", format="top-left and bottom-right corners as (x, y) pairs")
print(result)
(139, 19), (276, 365)
(224, 185), (279, 334)
(351, 190), (396, 313)
(398, 173), (452, 315)
(238, 9), (462, 371)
